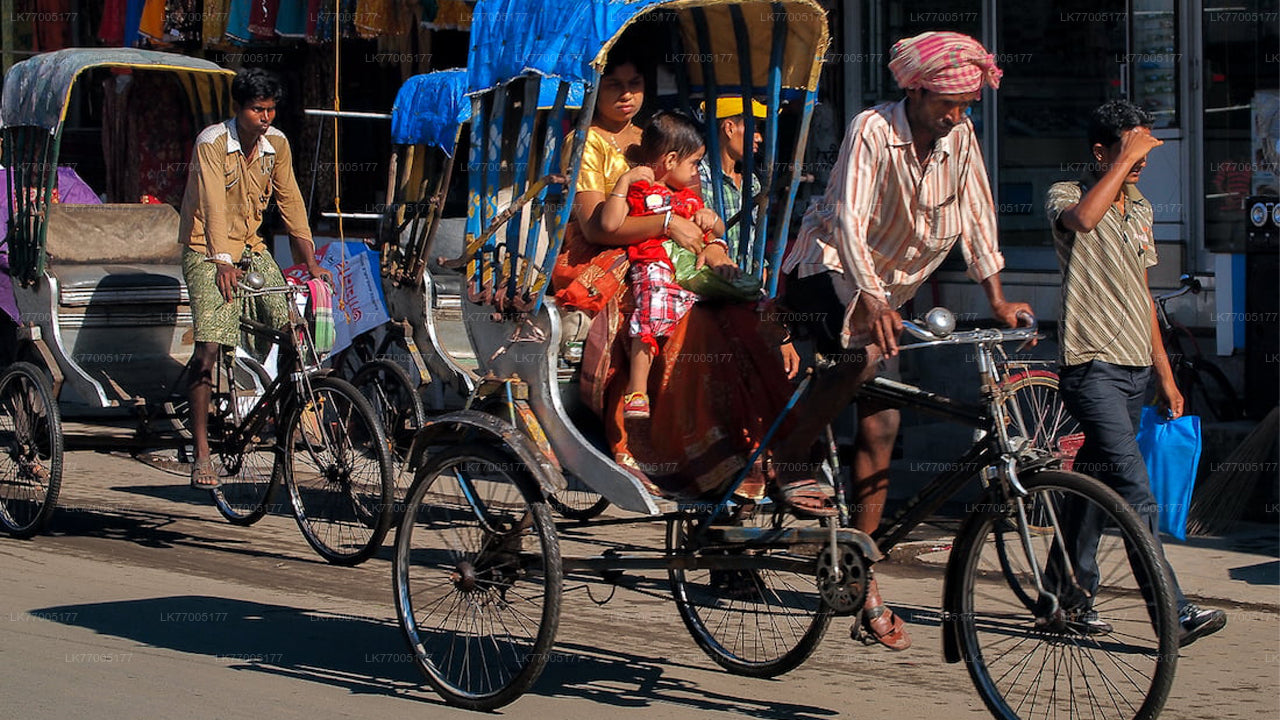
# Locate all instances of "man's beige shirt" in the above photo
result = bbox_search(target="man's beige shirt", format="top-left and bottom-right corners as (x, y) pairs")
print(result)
(178, 119), (311, 262)
(1047, 179), (1158, 367)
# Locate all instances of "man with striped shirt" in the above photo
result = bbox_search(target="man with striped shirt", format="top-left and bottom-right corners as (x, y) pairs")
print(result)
(774, 32), (1033, 651)
(1048, 99), (1225, 646)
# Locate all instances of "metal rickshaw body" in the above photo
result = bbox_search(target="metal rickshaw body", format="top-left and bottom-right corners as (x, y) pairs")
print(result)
(1, 48), (234, 411)
(440, 0), (831, 514)
(379, 69), (584, 413)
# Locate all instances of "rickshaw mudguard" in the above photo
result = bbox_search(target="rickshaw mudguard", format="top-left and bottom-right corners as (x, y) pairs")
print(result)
(383, 270), (477, 411)
(12, 274), (113, 407)
(940, 522), (971, 664)
(461, 298), (662, 516)
(408, 410), (566, 499)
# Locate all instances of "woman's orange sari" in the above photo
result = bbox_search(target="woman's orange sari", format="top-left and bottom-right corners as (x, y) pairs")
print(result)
(579, 293), (796, 500)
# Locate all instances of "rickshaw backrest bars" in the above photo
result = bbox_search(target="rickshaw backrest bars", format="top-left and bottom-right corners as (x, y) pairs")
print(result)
(461, 0), (830, 308)
(421, 0), (828, 515)
(1, 49), (233, 407)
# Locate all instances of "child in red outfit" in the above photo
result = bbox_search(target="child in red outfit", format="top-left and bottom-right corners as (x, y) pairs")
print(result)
(600, 111), (736, 419)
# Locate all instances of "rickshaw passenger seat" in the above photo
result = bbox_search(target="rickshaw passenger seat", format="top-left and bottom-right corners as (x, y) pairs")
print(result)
(43, 203), (187, 305)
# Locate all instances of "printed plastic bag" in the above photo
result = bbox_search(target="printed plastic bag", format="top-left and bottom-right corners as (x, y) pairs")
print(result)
(1136, 405), (1202, 541)
(662, 240), (763, 302)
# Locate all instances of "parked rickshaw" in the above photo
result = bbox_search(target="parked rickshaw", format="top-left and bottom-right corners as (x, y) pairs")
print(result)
(0, 49), (396, 564)
(387, 2), (1178, 718)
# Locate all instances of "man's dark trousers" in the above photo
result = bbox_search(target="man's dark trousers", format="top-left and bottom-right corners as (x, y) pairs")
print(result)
(1056, 360), (1188, 612)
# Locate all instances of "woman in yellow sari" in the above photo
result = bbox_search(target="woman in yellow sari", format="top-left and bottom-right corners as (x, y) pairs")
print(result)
(551, 50), (833, 517)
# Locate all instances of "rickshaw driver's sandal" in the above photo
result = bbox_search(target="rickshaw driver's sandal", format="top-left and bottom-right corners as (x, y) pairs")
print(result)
(190, 458), (220, 489)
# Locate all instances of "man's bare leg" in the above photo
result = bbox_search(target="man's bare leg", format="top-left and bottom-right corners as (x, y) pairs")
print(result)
(189, 341), (220, 486)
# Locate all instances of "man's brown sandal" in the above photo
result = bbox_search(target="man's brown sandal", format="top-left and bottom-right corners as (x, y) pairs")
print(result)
(772, 478), (838, 518)
(190, 458), (220, 489)
(852, 578), (912, 650)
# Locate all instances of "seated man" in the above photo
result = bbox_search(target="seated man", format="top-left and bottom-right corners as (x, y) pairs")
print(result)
(698, 97), (765, 253)
(178, 68), (330, 489)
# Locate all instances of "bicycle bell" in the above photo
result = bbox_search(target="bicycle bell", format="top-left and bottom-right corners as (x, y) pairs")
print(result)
(924, 307), (955, 337)
(244, 270), (266, 290)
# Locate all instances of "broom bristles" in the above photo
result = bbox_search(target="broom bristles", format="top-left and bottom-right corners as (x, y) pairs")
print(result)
(1187, 407), (1279, 536)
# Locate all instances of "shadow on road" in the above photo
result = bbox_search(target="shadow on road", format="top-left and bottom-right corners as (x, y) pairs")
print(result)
(35, 594), (841, 716)
(534, 639), (841, 719)
(35, 595), (427, 700)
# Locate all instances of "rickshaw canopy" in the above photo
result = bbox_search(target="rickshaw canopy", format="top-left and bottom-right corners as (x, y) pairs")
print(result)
(466, 0), (828, 95)
(0, 48), (233, 135)
(391, 69), (584, 153)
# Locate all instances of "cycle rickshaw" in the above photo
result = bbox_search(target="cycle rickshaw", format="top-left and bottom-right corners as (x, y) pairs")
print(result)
(388, 1), (1178, 717)
(0, 48), (396, 564)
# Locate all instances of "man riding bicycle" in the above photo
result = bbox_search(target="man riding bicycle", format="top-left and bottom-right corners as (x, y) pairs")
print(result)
(178, 67), (331, 489)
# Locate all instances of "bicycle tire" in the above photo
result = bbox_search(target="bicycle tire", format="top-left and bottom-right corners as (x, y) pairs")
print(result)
(283, 376), (394, 565)
(951, 469), (1179, 720)
(350, 358), (425, 507)
(394, 442), (562, 710)
(211, 353), (283, 526)
(0, 362), (63, 538)
(668, 506), (832, 677)
(998, 371), (1083, 470)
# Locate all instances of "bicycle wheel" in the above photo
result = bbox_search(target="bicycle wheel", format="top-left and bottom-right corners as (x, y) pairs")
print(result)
(547, 472), (611, 521)
(951, 469), (1178, 720)
(0, 362), (63, 538)
(211, 353), (283, 526)
(394, 442), (562, 710)
(350, 358), (425, 506)
(999, 371), (1083, 470)
(668, 504), (831, 677)
(283, 376), (394, 565)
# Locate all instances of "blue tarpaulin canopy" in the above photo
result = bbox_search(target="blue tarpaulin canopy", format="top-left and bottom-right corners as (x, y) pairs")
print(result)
(466, 0), (828, 95)
(391, 68), (584, 153)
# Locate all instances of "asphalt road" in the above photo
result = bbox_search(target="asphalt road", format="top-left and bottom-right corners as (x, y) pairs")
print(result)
(1, 448), (1275, 720)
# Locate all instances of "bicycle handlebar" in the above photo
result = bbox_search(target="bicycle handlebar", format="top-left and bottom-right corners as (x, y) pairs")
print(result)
(1153, 274), (1202, 305)
(898, 307), (1040, 350)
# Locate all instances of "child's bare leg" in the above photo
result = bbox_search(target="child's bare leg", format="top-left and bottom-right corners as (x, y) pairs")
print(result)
(627, 338), (654, 396)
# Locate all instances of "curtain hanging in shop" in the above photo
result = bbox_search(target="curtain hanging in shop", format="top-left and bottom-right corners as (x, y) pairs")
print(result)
(277, 0), (308, 37)
(426, 0), (472, 31)
(203, 0), (231, 47)
(138, 0), (167, 44)
(122, 0), (146, 46)
(100, 0), (127, 45)
(29, 0), (73, 51)
(226, 0), (252, 44)
(249, 0), (282, 38)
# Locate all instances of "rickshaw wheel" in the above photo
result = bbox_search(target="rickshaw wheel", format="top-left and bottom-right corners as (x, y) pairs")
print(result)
(547, 472), (611, 521)
(283, 376), (395, 565)
(394, 442), (562, 711)
(210, 353), (280, 526)
(350, 358), (425, 511)
(667, 503), (832, 677)
(0, 362), (63, 538)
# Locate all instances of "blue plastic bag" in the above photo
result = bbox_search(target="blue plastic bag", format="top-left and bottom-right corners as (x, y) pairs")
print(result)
(1136, 406), (1202, 541)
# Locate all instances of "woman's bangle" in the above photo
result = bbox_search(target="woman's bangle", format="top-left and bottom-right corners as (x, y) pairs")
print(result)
(705, 237), (729, 250)
(778, 332), (793, 346)
(609, 191), (627, 198)
(662, 209), (672, 235)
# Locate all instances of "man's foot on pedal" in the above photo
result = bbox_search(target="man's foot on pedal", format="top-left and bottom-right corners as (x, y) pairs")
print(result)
(1178, 604), (1226, 647)
(623, 392), (650, 419)
(190, 458), (220, 489)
